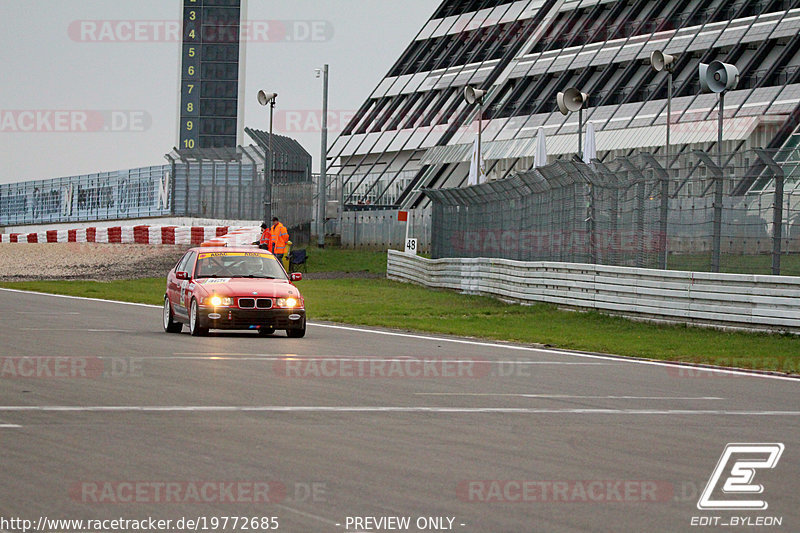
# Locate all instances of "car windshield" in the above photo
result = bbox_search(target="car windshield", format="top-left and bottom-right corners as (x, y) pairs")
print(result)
(194, 252), (287, 279)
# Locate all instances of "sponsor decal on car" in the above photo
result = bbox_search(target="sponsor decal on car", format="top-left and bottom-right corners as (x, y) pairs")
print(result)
(198, 278), (231, 284)
(198, 252), (275, 259)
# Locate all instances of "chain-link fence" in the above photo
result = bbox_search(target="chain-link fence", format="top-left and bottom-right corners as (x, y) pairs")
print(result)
(0, 166), (173, 226)
(425, 149), (800, 276)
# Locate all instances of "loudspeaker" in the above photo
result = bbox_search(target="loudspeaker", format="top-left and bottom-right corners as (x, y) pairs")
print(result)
(699, 61), (739, 93)
(557, 88), (588, 115)
(650, 50), (675, 72)
(464, 86), (486, 105)
(258, 91), (278, 105)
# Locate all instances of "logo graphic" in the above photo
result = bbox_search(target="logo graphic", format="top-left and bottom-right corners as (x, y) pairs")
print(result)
(697, 443), (784, 510)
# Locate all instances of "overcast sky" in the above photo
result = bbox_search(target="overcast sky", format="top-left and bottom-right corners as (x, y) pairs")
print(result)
(0, 0), (437, 184)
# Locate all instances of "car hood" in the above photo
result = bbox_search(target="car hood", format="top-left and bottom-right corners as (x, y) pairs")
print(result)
(192, 278), (301, 299)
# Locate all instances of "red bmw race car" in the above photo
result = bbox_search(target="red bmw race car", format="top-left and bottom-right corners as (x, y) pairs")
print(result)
(163, 247), (306, 337)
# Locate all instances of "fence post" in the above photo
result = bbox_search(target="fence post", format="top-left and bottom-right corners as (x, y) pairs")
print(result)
(754, 149), (785, 275)
(712, 172), (724, 273)
(641, 154), (670, 270)
(587, 182), (596, 264)
(693, 151), (724, 272)
(594, 162), (619, 266)
(619, 158), (648, 267)
(636, 180), (646, 268)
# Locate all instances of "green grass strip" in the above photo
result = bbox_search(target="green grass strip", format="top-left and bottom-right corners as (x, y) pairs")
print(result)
(297, 247), (387, 274)
(2, 277), (798, 374)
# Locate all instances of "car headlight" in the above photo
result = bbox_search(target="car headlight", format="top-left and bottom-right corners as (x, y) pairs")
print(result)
(276, 297), (299, 308)
(208, 296), (233, 307)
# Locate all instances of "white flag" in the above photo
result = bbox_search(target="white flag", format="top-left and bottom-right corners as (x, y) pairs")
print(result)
(467, 136), (485, 186)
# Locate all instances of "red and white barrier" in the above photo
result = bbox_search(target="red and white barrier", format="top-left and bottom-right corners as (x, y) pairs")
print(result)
(0, 225), (256, 246)
(200, 227), (261, 247)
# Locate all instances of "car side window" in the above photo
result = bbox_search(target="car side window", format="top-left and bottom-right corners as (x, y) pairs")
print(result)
(185, 252), (197, 277)
(175, 252), (192, 273)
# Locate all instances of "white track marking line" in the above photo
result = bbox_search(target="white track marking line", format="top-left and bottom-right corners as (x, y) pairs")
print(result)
(415, 393), (725, 400)
(0, 288), (159, 308)
(16, 311), (80, 315)
(310, 324), (800, 382)
(0, 406), (796, 416)
(169, 354), (611, 364)
(1, 288), (798, 382)
(19, 328), (131, 332)
(0, 424), (22, 428)
(2, 354), (608, 365)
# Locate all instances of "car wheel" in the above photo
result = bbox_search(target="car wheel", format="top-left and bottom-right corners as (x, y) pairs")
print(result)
(286, 318), (306, 338)
(163, 296), (182, 333)
(189, 298), (208, 337)
(258, 326), (275, 336)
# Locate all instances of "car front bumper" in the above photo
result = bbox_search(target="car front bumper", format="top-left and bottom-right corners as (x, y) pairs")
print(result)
(198, 307), (306, 330)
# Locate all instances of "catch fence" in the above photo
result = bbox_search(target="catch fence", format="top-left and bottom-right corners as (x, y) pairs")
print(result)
(424, 149), (800, 276)
(1, 145), (314, 243)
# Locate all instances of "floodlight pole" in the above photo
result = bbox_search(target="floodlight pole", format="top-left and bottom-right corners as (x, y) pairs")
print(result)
(478, 100), (483, 176)
(318, 64), (329, 248)
(718, 92), (724, 168)
(711, 92), (725, 273)
(666, 69), (672, 167)
(266, 98), (275, 224)
(663, 70), (673, 270)
(578, 107), (583, 159)
(258, 91), (278, 223)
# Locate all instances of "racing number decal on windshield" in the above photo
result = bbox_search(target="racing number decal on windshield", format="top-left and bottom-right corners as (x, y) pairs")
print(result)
(198, 252), (273, 259)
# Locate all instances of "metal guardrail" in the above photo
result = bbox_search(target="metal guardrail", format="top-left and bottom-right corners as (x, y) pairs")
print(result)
(386, 249), (800, 333)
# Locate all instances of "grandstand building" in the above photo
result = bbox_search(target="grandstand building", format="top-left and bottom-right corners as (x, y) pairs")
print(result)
(327, 0), (800, 208)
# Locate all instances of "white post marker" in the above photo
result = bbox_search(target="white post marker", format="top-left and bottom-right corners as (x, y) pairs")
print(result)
(399, 210), (416, 255)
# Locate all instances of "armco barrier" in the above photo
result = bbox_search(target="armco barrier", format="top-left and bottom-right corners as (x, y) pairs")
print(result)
(386, 250), (800, 333)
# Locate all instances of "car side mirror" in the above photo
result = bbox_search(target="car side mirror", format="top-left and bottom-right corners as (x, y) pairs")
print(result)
(290, 273), (302, 282)
(176, 271), (189, 280)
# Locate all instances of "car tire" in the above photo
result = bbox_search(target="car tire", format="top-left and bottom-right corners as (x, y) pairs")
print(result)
(258, 326), (275, 336)
(163, 296), (182, 333)
(286, 318), (306, 338)
(189, 298), (208, 337)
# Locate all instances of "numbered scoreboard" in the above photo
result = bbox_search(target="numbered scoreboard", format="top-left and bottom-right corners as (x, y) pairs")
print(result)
(179, 0), (243, 150)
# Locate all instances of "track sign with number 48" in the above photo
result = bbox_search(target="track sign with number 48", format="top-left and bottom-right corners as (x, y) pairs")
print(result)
(405, 238), (417, 255)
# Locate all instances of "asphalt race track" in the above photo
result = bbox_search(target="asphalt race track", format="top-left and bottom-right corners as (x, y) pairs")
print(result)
(0, 288), (798, 532)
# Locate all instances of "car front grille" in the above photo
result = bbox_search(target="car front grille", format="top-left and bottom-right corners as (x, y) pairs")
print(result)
(238, 298), (272, 309)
